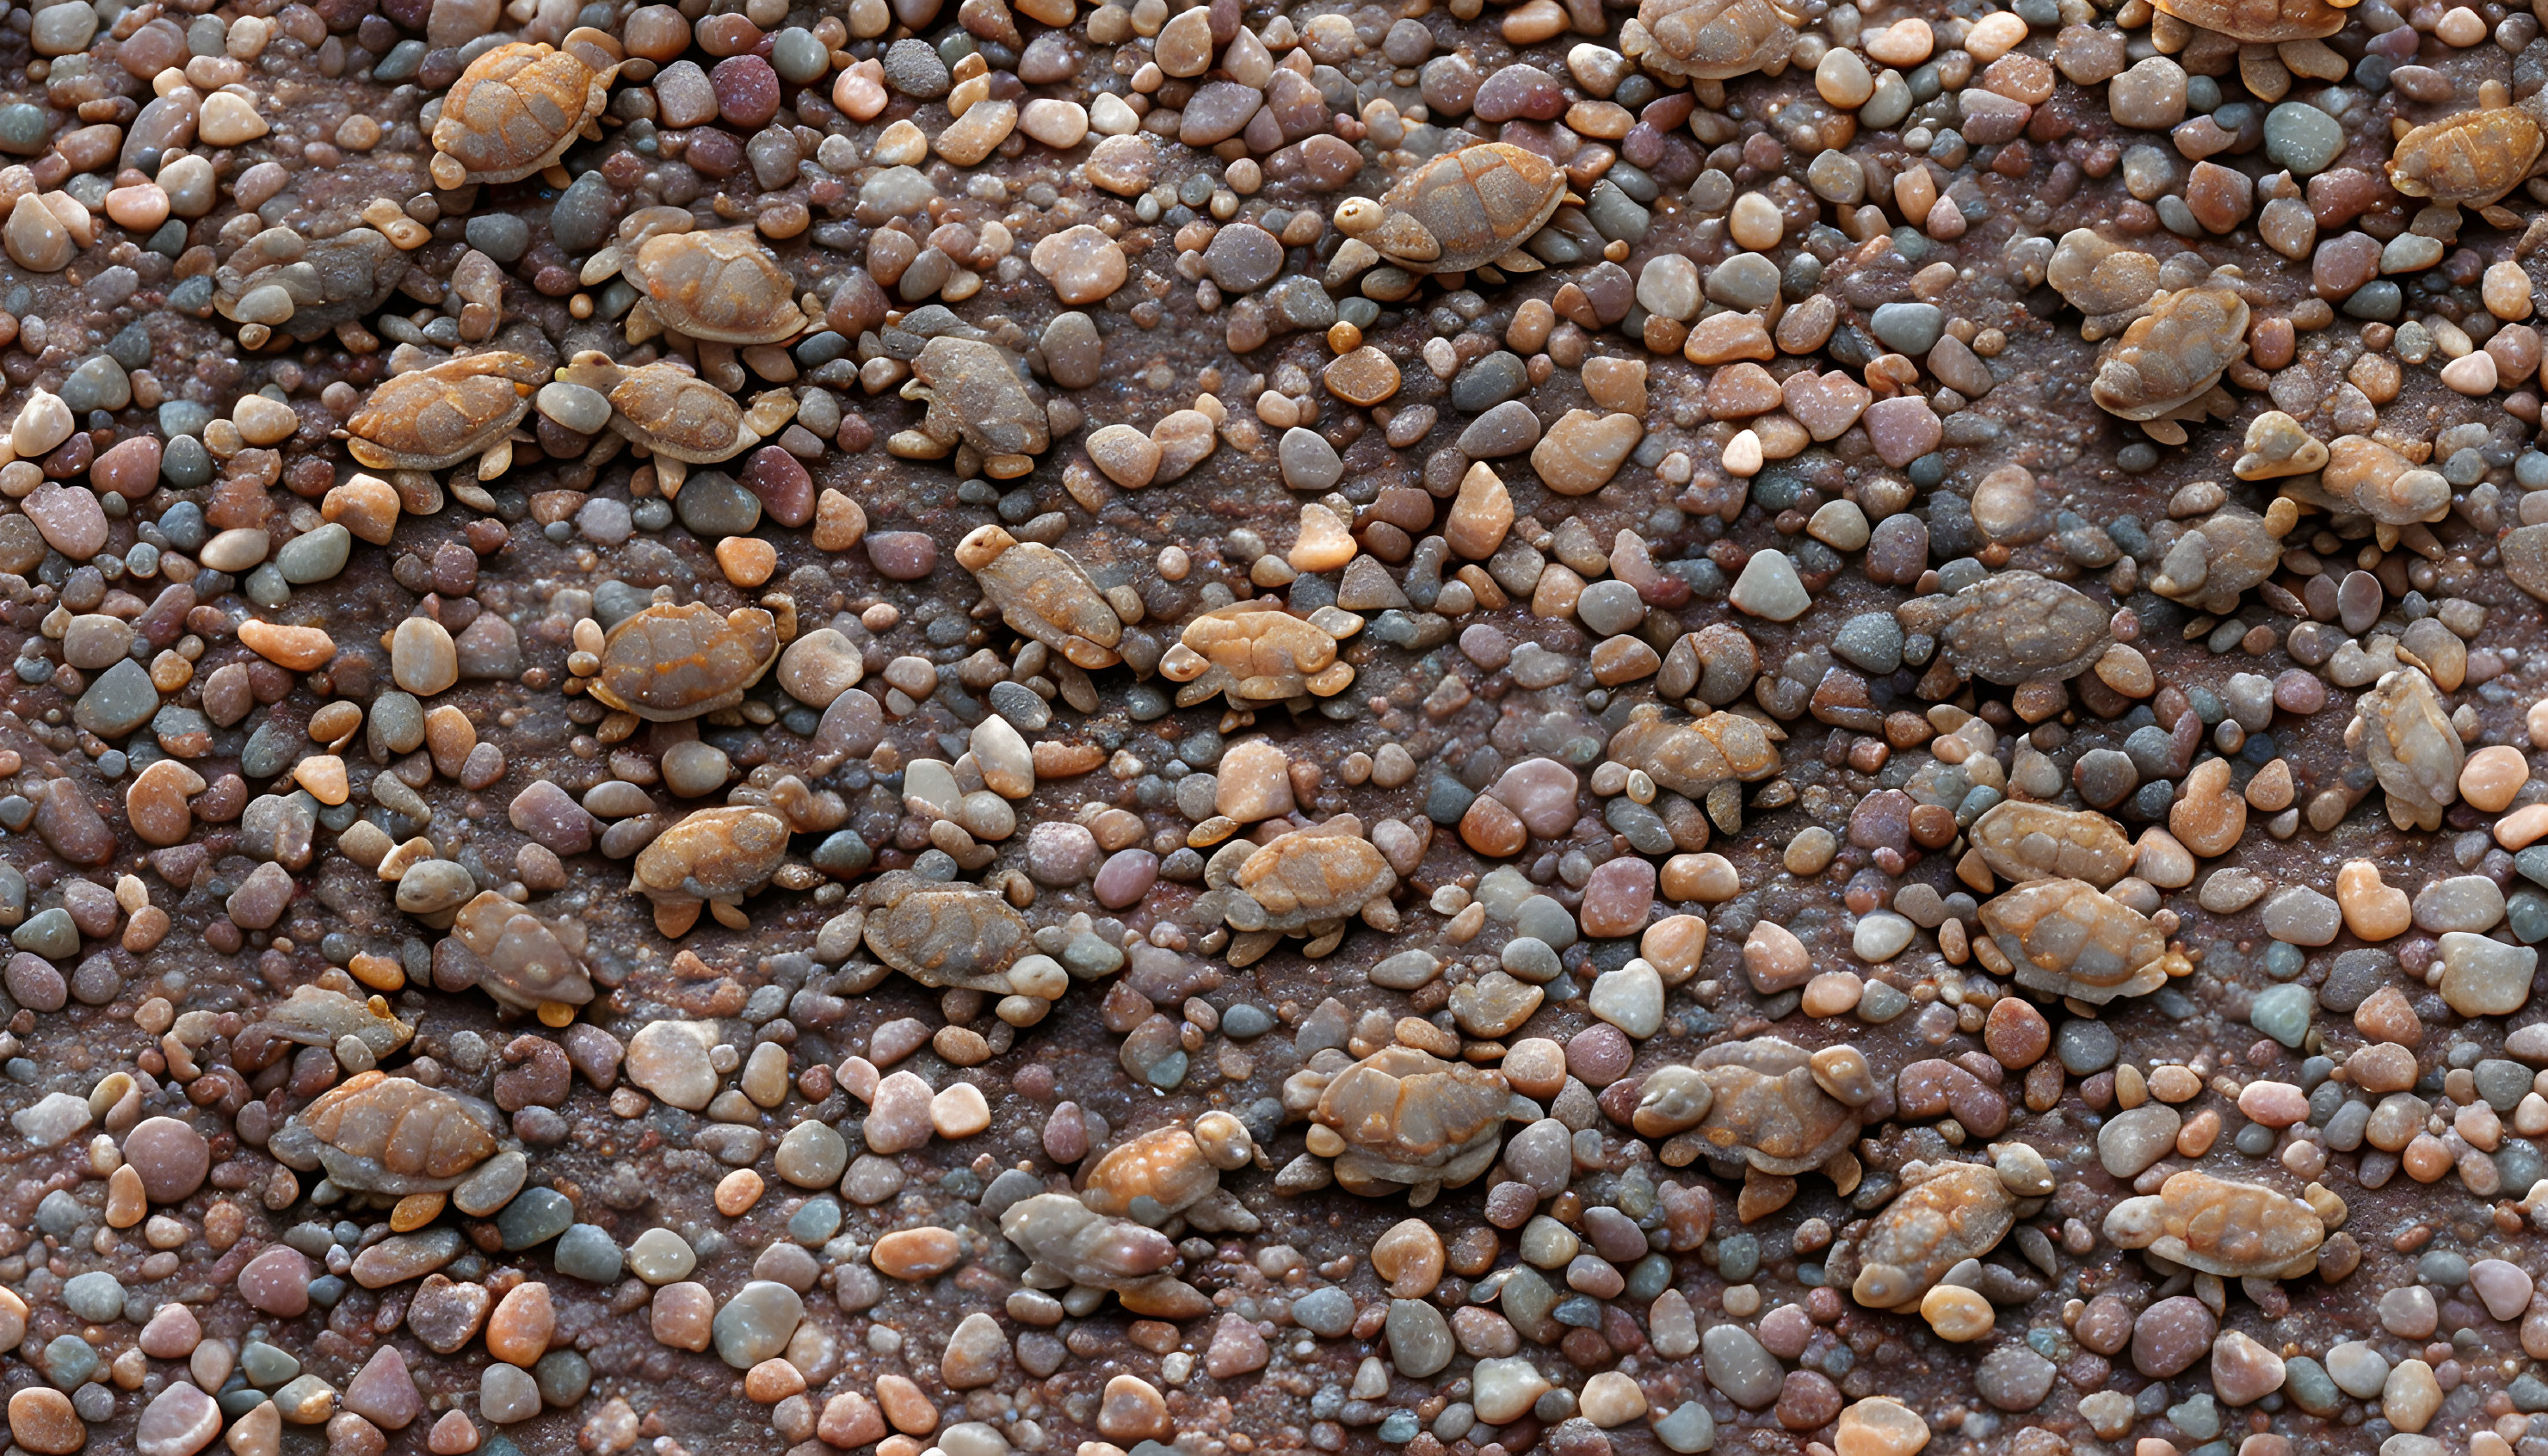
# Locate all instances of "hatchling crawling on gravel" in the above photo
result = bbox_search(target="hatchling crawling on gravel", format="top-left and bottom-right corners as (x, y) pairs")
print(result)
(1332, 141), (1581, 275)
(340, 350), (546, 482)
(215, 225), (412, 347)
(1897, 570), (2113, 686)
(1077, 1113), (1261, 1234)
(2104, 1169), (2329, 1279)
(1619, 0), (1802, 81)
(1632, 1037), (1873, 1220)
(956, 523), (1124, 670)
(1846, 1159), (2025, 1311)
(1283, 1044), (1516, 1205)
(630, 793), (832, 937)
(447, 889), (594, 1024)
(895, 336), (1052, 478)
(1195, 816), (1399, 966)
(545, 350), (797, 491)
(999, 1192), (1212, 1318)
(566, 596), (793, 727)
(2148, 0), (2350, 102)
(2385, 82), (2546, 224)
(2089, 265), (2254, 445)
(429, 30), (625, 189)
(576, 211), (812, 349)
(857, 870), (1055, 1018)
(1160, 599), (1360, 716)
(270, 1071), (527, 1222)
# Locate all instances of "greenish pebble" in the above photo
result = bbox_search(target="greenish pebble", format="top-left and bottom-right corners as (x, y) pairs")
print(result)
(674, 470), (760, 538)
(2169, 1393), (2220, 1441)
(497, 1188), (573, 1249)
(1715, 1232), (1759, 1283)
(244, 565), (290, 608)
(0, 103), (46, 153)
(1655, 1401), (1715, 1453)
(2510, 887), (2548, 943)
(772, 28), (828, 82)
(2477, 1058), (2532, 1112)
(2283, 1356), (2341, 1416)
(1869, 301), (1944, 355)
(239, 1340), (299, 1386)
(59, 355), (130, 414)
(240, 719), (296, 779)
(2249, 983), (2313, 1048)
(552, 1224), (621, 1283)
(2273, 103), (2344, 174)
(788, 1195), (842, 1244)
(534, 1350), (592, 1407)
(61, 1270), (124, 1322)
(12, 907), (77, 959)
(74, 658), (159, 738)
(276, 523), (351, 583)
(1855, 979), (1910, 1023)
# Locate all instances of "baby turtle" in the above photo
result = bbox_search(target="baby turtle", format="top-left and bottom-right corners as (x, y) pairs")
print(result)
(1305, 1045), (1513, 1204)
(2387, 84), (2542, 224)
(2046, 230), (2161, 342)
(568, 598), (792, 724)
(269, 1071), (507, 1202)
(2348, 666), (2463, 832)
(894, 336), (1051, 478)
(429, 30), (624, 189)
(1077, 1114), (1259, 1234)
(577, 216), (811, 347)
(1605, 704), (1782, 799)
(447, 890), (592, 1024)
(955, 524), (1124, 670)
(1204, 817), (1399, 965)
(1620, 0), (1801, 80)
(2147, 506), (2286, 614)
(2150, 0), (2347, 102)
(1897, 570), (2113, 686)
(214, 225), (410, 347)
(547, 351), (796, 491)
(2104, 1169), (2326, 1279)
(999, 1192), (1211, 1318)
(1968, 802), (2136, 888)
(2090, 266), (2251, 445)
(1332, 142), (1578, 275)
(341, 351), (545, 479)
(630, 797), (825, 935)
(247, 985), (415, 1062)
(861, 870), (1040, 997)
(1666, 1038), (1869, 1219)
(2293, 435), (2451, 531)
(1162, 601), (1355, 713)
(1848, 1160), (2019, 1311)
(1979, 878), (2175, 1005)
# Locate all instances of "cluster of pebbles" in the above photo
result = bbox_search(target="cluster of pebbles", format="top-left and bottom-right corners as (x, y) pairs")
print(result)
(17, 0), (2548, 1447)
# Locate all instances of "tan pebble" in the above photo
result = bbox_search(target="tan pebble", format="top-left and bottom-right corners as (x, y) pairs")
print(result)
(873, 1374), (938, 1434)
(2499, 801), (2548, 850)
(1834, 1397), (1931, 1456)
(716, 537), (777, 588)
(1502, 1038), (1568, 1099)
(484, 1283), (553, 1367)
(1866, 18), (1934, 65)
(1371, 1218), (1447, 1298)
(2336, 861), (2412, 941)
(929, 1083), (991, 1138)
(106, 1163), (145, 1227)
(872, 1226), (964, 1280)
(1920, 1283), (1994, 1341)
(1801, 971), (1864, 1016)
(2461, 744), (2529, 812)
(744, 1359), (806, 1404)
(2146, 1065), (2201, 1102)
(237, 620), (337, 671)
(650, 1283), (714, 1351)
(293, 756), (349, 806)
(714, 1169), (764, 1217)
